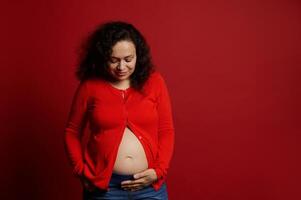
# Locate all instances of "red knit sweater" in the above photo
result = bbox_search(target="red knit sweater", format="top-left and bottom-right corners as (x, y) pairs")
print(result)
(64, 70), (175, 191)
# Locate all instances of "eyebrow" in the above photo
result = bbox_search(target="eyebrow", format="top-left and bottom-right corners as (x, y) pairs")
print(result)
(110, 55), (134, 59)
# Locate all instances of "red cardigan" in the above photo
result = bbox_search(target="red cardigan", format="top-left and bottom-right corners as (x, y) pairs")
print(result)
(64, 70), (175, 191)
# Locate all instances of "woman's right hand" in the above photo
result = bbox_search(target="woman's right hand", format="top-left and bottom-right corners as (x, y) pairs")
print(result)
(80, 175), (96, 192)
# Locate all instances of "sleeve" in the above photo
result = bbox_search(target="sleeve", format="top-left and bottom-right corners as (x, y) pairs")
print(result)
(153, 73), (175, 181)
(63, 81), (90, 178)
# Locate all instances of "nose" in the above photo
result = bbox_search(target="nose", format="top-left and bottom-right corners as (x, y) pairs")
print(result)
(117, 60), (127, 70)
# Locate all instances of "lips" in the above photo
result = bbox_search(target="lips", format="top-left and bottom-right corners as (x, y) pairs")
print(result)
(117, 72), (127, 76)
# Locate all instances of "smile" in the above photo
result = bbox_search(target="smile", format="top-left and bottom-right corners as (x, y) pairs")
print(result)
(117, 72), (127, 76)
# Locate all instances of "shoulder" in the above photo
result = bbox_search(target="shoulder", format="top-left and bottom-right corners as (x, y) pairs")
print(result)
(150, 71), (169, 91)
(142, 70), (169, 97)
(81, 77), (107, 88)
(77, 78), (107, 96)
(148, 70), (165, 85)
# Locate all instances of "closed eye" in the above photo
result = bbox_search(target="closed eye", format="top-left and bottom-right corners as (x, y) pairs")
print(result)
(109, 58), (119, 63)
(109, 55), (134, 63)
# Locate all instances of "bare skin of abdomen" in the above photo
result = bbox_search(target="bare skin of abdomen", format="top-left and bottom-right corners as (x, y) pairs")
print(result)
(112, 126), (148, 174)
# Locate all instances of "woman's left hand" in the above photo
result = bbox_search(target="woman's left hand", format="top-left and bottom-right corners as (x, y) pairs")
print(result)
(121, 168), (158, 191)
(79, 175), (97, 192)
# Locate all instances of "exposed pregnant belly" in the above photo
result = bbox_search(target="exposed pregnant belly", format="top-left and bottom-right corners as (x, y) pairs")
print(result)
(112, 126), (148, 174)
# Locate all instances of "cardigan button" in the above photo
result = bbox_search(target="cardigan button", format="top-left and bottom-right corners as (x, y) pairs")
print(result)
(138, 136), (142, 139)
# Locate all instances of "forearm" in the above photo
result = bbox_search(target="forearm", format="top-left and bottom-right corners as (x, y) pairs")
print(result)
(64, 129), (85, 177)
(153, 127), (175, 180)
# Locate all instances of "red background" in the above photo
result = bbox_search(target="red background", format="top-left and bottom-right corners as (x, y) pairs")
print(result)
(1, 0), (300, 199)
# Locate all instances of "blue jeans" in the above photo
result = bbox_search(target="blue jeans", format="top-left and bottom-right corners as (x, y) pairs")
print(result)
(82, 173), (168, 200)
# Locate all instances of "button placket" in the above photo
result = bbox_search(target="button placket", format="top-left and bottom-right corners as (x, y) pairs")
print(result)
(121, 90), (129, 127)
(121, 90), (143, 141)
(121, 90), (125, 100)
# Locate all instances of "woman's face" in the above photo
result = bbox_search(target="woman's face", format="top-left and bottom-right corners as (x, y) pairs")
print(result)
(107, 40), (137, 83)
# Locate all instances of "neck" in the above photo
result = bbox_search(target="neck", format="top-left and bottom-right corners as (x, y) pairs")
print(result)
(110, 79), (131, 89)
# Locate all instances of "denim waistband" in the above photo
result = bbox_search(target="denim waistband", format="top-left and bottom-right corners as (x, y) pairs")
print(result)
(109, 173), (135, 186)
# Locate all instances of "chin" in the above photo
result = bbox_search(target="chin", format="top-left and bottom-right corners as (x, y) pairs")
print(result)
(113, 75), (130, 81)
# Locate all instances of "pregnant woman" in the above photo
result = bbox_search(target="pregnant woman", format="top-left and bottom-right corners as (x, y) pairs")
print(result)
(64, 21), (175, 200)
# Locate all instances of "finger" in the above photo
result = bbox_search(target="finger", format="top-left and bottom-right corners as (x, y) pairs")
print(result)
(82, 179), (95, 190)
(122, 183), (145, 190)
(121, 179), (145, 186)
(133, 171), (149, 179)
(84, 183), (91, 189)
(121, 181), (145, 188)
(123, 186), (144, 191)
(121, 178), (141, 184)
(122, 184), (143, 190)
(121, 180), (133, 185)
(129, 187), (143, 192)
(125, 181), (152, 189)
(86, 183), (96, 191)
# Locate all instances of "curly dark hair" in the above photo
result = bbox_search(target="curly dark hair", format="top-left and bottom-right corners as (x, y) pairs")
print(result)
(75, 21), (156, 92)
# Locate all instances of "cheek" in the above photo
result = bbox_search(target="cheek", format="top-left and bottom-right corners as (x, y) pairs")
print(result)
(108, 64), (117, 71)
(130, 60), (137, 68)
(130, 64), (136, 71)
